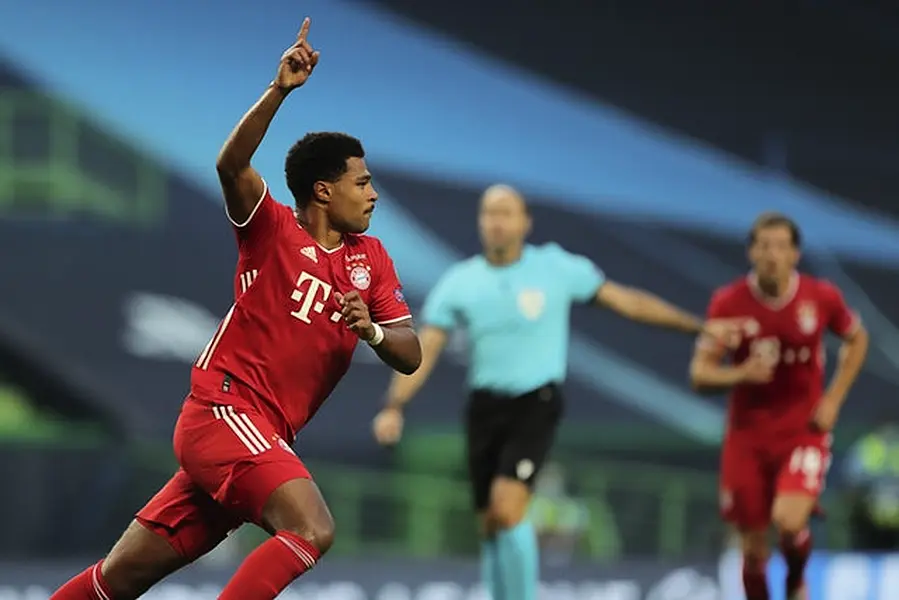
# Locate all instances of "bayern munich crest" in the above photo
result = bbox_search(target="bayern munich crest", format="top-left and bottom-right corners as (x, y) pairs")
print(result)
(796, 301), (818, 334)
(349, 264), (371, 290)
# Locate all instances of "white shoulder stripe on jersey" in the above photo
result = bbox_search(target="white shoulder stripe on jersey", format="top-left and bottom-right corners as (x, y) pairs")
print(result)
(212, 405), (272, 455)
(226, 179), (269, 228)
(239, 269), (259, 294)
(378, 315), (413, 325)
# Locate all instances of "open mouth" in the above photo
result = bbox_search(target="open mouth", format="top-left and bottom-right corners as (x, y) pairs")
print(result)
(364, 206), (376, 215)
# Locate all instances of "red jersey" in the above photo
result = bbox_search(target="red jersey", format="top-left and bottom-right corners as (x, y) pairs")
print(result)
(706, 273), (859, 440)
(191, 184), (412, 441)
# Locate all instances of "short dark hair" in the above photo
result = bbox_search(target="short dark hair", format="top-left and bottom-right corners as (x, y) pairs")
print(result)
(285, 132), (365, 207)
(748, 212), (801, 247)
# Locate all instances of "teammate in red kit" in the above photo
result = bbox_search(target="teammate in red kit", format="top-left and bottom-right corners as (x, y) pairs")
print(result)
(690, 212), (869, 600)
(50, 18), (421, 600)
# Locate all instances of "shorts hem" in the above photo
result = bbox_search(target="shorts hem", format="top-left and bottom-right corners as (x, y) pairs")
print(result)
(134, 515), (193, 561)
(227, 460), (312, 525)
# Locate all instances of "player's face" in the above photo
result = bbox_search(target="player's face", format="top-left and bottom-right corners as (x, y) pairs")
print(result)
(749, 225), (799, 281)
(328, 157), (378, 234)
(478, 190), (530, 252)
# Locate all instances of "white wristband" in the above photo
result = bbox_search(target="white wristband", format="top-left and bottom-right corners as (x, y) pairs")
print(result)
(367, 323), (385, 347)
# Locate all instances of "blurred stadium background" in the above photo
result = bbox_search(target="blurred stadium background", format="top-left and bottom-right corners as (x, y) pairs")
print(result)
(2, 0), (899, 598)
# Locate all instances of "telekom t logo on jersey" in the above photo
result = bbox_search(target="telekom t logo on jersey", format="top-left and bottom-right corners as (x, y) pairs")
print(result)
(290, 271), (342, 324)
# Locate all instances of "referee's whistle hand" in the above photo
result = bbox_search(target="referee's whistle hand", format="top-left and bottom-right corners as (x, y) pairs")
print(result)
(373, 407), (404, 446)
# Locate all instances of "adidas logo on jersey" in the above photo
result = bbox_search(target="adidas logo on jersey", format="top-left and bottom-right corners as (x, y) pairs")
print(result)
(300, 246), (317, 263)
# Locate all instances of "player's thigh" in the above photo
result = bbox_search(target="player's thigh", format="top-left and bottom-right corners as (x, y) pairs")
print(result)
(134, 468), (239, 561)
(107, 470), (237, 598)
(494, 385), (563, 524)
(258, 476), (335, 553)
(465, 395), (505, 513)
(720, 440), (774, 531)
(772, 442), (831, 534)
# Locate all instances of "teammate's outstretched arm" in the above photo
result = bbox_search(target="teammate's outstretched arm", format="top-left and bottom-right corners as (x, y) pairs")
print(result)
(689, 338), (773, 393)
(216, 18), (320, 224)
(373, 326), (450, 446)
(687, 287), (768, 393)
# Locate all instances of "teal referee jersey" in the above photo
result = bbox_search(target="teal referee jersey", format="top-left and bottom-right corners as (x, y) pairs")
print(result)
(421, 243), (605, 395)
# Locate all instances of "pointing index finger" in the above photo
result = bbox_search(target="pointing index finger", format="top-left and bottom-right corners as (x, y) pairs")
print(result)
(297, 17), (310, 43)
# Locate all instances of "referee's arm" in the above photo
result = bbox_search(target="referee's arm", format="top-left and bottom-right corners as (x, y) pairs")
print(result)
(383, 325), (449, 411)
(594, 281), (704, 334)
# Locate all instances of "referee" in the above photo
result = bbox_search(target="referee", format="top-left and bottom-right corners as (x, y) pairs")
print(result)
(373, 185), (734, 600)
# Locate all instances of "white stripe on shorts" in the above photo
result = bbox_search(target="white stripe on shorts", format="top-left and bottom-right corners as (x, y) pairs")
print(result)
(212, 405), (272, 455)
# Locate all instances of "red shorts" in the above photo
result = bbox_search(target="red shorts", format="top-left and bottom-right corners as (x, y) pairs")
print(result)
(719, 432), (832, 531)
(135, 392), (310, 561)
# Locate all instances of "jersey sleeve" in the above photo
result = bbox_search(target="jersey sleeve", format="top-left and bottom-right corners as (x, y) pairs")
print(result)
(421, 267), (461, 331)
(228, 179), (291, 255)
(819, 280), (860, 337)
(706, 287), (732, 319)
(552, 244), (606, 303)
(697, 287), (733, 351)
(368, 243), (413, 325)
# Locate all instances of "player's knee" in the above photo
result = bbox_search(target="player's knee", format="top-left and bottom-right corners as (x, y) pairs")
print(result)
(263, 478), (337, 554)
(491, 502), (527, 529)
(272, 505), (336, 554)
(488, 478), (530, 529)
(771, 494), (815, 537)
(740, 530), (770, 563)
(479, 512), (499, 538)
(101, 558), (154, 600)
(772, 509), (808, 538)
(102, 521), (185, 599)
(283, 516), (336, 554)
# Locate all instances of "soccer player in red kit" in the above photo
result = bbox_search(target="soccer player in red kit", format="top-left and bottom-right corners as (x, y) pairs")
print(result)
(690, 212), (869, 600)
(50, 18), (421, 600)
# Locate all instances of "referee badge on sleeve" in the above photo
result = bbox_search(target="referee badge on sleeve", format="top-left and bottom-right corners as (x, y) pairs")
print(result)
(517, 289), (546, 320)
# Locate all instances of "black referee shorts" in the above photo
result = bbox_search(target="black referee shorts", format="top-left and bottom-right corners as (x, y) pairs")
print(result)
(465, 383), (563, 510)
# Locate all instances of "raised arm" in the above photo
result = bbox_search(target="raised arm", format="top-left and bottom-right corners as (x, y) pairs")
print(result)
(216, 19), (320, 224)
(689, 289), (771, 392)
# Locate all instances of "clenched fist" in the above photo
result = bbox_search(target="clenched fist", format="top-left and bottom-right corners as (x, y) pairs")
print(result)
(373, 407), (404, 446)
